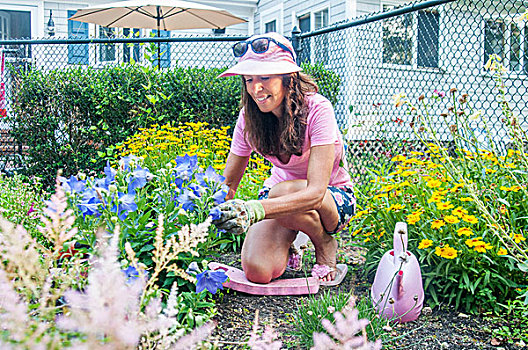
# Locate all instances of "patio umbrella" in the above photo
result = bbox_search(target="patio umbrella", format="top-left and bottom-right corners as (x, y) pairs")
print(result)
(69, 0), (246, 66)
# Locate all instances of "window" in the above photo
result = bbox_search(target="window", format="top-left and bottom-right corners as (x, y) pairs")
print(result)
(314, 9), (329, 64)
(68, 10), (88, 65)
(484, 18), (528, 74)
(123, 28), (140, 63)
(265, 20), (276, 33)
(99, 26), (116, 62)
(382, 5), (440, 68)
(297, 14), (311, 63)
(417, 10), (440, 68)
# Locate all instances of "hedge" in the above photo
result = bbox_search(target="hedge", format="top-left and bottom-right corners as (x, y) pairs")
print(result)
(10, 62), (340, 187)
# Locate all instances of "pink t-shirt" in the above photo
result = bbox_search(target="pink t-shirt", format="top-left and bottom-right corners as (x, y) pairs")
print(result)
(230, 93), (352, 189)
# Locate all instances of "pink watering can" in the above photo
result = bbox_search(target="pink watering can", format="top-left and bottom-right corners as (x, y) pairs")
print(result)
(371, 222), (424, 322)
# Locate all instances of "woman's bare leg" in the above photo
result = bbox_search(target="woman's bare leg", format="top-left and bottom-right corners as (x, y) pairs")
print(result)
(241, 219), (297, 283)
(241, 180), (340, 283)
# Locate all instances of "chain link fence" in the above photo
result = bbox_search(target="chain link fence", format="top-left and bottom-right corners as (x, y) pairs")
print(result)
(0, 0), (526, 183)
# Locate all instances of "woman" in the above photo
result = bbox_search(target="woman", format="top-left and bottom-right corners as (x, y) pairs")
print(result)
(213, 32), (355, 285)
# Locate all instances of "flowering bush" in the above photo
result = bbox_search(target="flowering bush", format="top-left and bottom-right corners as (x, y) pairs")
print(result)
(110, 121), (271, 250)
(352, 57), (528, 313)
(0, 174), (45, 243)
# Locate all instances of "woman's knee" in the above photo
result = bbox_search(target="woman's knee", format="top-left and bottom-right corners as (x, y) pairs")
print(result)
(241, 258), (275, 284)
(268, 180), (307, 198)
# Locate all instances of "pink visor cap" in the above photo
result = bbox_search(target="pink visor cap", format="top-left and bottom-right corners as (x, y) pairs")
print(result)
(218, 32), (302, 78)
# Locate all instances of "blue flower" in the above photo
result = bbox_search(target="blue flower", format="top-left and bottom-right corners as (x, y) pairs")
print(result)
(60, 175), (86, 193)
(196, 269), (228, 294)
(175, 187), (198, 211)
(128, 166), (151, 192)
(185, 261), (201, 276)
(77, 188), (102, 218)
(196, 166), (225, 187)
(209, 206), (222, 221)
(104, 161), (116, 183)
(174, 154), (198, 181)
(212, 185), (229, 205)
(122, 266), (139, 284)
(111, 191), (138, 220)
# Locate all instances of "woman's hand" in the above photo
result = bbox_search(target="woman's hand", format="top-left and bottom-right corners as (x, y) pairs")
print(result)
(212, 199), (265, 235)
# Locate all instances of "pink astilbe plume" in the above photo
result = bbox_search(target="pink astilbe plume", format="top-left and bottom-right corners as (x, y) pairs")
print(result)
(311, 299), (382, 350)
(0, 217), (46, 296)
(38, 177), (78, 255)
(57, 225), (147, 349)
(248, 310), (283, 350)
(0, 269), (29, 343)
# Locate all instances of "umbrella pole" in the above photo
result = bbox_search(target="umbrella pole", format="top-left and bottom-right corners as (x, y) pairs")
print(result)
(157, 6), (161, 69)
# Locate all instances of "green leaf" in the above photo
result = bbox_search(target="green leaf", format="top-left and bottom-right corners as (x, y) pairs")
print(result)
(518, 260), (528, 272)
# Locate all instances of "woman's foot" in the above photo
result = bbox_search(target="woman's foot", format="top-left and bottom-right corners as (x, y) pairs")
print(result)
(313, 234), (338, 282)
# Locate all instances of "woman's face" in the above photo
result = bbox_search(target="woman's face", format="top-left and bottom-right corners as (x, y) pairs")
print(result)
(243, 75), (286, 117)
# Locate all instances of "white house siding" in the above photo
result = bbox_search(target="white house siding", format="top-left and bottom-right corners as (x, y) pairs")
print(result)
(23, 0), (255, 71)
(299, 0), (524, 156)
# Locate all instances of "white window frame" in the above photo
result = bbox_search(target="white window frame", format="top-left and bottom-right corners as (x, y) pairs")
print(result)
(381, 1), (442, 71)
(260, 3), (283, 34)
(482, 15), (528, 76)
(311, 6), (330, 65)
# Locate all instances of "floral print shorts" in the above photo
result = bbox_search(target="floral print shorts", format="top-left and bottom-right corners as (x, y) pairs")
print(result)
(258, 185), (356, 235)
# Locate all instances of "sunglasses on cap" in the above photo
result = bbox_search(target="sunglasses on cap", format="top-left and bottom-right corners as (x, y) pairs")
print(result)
(232, 37), (296, 61)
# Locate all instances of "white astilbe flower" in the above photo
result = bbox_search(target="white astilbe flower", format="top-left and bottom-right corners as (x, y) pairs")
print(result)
(38, 177), (78, 255)
(143, 215), (212, 300)
(170, 322), (215, 350)
(311, 303), (382, 350)
(0, 269), (29, 342)
(0, 217), (46, 296)
(57, 226), (145, 349)
(248, 310), (283, 350)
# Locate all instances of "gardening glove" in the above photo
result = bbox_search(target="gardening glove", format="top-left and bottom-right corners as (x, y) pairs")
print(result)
(212, 199), (265, 235)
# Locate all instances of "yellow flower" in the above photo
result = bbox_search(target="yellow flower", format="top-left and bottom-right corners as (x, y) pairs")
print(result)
(385, 203), (405, 212)
(465, 237), (483, 248)
(392, 92), (407, 107)
(473, 241), (493, 253)
(462, 215), (478, 224)
(457, 227), (473, 236)
(418, 239), (433, 249)
(460, 197), (474, 202)
(428, 194), (445, 203)
(497, 248), (507, 256)
(436, 201), (455, 210)
(380, 184), (397, 192)
(452, 206), (468, 217)
(513, 233), (526, 243)
(391, 155), (407, 162)
(426, 179), (442, 188)
(431, 220), (445, 229)
(352, 228), (362, 236)
(407, 214), (421, 225)
(435, 244), (458, 259)
(373, 193), (388, 200)
(444, 215), (460, 224)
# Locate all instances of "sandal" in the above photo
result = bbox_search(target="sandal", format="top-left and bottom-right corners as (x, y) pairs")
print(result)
(311, 263), (348, 287)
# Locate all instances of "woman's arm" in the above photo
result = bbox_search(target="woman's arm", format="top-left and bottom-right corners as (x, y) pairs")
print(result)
(260, 144), (335, 218)
(223, 152), (250, 200)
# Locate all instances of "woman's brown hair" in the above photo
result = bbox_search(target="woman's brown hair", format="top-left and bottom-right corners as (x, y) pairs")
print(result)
(241, 72), (318, 158)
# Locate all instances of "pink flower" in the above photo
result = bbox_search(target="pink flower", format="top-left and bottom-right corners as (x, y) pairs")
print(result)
(312, 264), (333, 278)
(27, 203), (35, 215)
(333, 192), (344, 206)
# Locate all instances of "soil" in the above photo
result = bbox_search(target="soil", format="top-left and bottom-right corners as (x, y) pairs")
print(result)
(208, 246), (527, 350)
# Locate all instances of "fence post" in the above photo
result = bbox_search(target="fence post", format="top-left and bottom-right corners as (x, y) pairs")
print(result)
(291, 26), (301, 58)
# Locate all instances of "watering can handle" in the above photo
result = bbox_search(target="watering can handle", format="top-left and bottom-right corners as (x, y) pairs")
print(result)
(393, 222), (408, 258)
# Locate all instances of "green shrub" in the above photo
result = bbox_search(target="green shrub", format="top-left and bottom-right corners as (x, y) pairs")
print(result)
(10, 62), (340, 189)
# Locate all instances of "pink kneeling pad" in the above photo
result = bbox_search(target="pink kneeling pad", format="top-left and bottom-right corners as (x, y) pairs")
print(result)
(370, 222), (424, 322)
